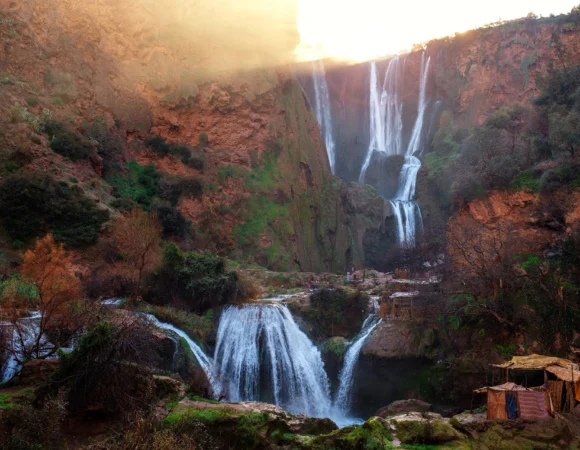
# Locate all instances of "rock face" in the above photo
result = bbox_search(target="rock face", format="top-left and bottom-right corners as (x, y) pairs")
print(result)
(376, 399), (432, 418)
(0, 0), (391, 273)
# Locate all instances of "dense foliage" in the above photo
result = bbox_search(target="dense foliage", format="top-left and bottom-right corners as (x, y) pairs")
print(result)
(300, 289), (369, 339)
(144, 244), (248, 312)
(44, 120), (95, 161)
(0, 174), (109, 247)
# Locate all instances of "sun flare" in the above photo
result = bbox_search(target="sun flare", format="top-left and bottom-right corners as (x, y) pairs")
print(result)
(295, 0), (579, 61)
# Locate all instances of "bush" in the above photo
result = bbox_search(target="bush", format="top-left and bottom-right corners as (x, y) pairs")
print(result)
(511, 169), (541, 192)
(539, 163), (580, 193)
(47, 319), (159, 415)
(145, 136), (170, 157)
(303, 289), (369, 339)
(82, 120), (124, 175)
(154, 205), (191, 239)
(0, 174), (109, 247)
(185, 153), (205, 171)
(144, 244), (245, 312)
(106, 161), (160, 209)
(25, 95), (38, 107)
(199, 132), (208, 146)
(160, 177), (203, 206)
(44, 119), (94, 161)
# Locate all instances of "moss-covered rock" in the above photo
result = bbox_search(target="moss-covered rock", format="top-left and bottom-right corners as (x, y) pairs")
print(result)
(391, 412), (466, 446)
(306, 417), (394, 449)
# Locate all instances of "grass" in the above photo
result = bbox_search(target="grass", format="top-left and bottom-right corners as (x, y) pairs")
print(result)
(217, 165), (249, 185)
(511, 169), (540, 192)
(106, 161), (160, 209)
(136, 304), (213, 344)
(0, 393), (17, 410)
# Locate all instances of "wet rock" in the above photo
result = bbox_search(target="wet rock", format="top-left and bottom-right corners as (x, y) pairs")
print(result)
(376, 399), (432, 418)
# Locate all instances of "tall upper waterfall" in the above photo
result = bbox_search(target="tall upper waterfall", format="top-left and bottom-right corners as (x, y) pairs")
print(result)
(311, 60), (336, 174)
(360, 53), (431, 248)
(213, 304), (332, 418)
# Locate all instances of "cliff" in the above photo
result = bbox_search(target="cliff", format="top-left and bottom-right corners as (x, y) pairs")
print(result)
(0, 0), (389, 272)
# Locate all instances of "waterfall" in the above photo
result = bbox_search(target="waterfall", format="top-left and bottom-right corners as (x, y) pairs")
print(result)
(389, 53), (430, 248)
(213, 304), (332, 417)
(359, 52), (431, 248)
(1, 312), (47, 383)
(359, 57), (404, 183)
(141, 314), (221, 396)
(333, 313), (381, 413)
(311, 60), (336, 174)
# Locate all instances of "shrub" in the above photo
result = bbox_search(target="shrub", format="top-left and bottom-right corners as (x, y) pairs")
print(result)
(25, 95), (38, 107)
(539, 163), (580, 193)
(82, 120), (124, 175)
(154, 205), (191, 239)
(48, 319), (159, 415)
(199, 132), (208, 146)
(511, 169), (541, 192)
(160, 176), (203, 206)
(144, 244), (245, 312)
(44, 119), (94, 161)
(185, 153), (205, 171)
(303, 289), (369, 339)
(0, 174), (109, 247)
(106, 161), (160, 209)
(145, 135), (170, 156)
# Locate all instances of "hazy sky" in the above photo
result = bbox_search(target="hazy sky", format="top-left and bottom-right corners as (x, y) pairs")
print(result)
(296, 0), (580, 60)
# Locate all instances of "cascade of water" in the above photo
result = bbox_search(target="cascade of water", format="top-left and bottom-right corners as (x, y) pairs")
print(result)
(213, 304), (332, 417)
(1, 312), (47, 383)
(389, 53), (431, 247)
(141, 314), (221, 396)
(311, 60), (336, 174)
(359, 57), (403, 183)
(334, 314), (382, 413)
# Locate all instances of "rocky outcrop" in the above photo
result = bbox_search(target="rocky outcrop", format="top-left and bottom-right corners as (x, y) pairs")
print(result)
(376, 399), (432, 418)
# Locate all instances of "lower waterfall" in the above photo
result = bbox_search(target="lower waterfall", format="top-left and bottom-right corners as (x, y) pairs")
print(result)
(213, 304), (332, 418)
(334, 311), (382, 413)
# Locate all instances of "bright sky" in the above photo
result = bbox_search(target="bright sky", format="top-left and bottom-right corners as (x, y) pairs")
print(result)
(296, 0), (579, 61)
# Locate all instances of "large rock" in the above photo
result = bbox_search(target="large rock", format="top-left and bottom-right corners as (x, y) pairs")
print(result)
(376, 399), (432, 418)
(362, 320), (422, 359)
(388, 412), (466, 446)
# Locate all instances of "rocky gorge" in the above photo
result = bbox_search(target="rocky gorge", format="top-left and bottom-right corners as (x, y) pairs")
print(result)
(1, 1), (580, 449)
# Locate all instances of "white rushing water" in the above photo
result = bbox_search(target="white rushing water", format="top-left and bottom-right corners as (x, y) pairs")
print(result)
(213, 304), (332, 417)
(1, 312), (47, 383)
(141, 313), (222, 396)
(360, 53), (431, 248)
(333, 313), (381, 414)
(311, 59), (336, 174)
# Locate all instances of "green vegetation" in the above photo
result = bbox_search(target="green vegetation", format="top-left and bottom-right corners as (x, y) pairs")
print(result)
(520, 52), (537, 88)
(307, 417), (393, 450)
(300, 289), (369, 339)
(511, 169), (540, 192)
(25, 95), (38, 107)
(144, 243), (249, 312)
(323, 336), (347, 358)
(218, 164), (249, 185)
(199, 132), (208, 146)
(145, 135), (205, 169)
(44, 120), (94, 161)
(137, 304), (213, 343)
(0, 173), (109, 247)
(106, 161), (160, 209)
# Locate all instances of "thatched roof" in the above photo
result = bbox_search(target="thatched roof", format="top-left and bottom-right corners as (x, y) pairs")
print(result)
(474, 382), (528, 394)
(492, 354), (579, 381)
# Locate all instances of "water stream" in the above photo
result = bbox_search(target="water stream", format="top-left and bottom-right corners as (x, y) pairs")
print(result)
(311, 59), (336, 174)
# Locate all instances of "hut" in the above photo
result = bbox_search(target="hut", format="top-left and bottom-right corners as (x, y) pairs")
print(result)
(476, 354), (580, 420)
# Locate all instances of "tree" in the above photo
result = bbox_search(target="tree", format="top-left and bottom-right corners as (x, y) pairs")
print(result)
(548, 110), (580, 156)
(1, 235), (86, 374)
(108, 209), (162, 299)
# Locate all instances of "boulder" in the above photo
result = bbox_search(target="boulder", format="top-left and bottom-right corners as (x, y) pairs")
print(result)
(376, 399), (432, 417)
(388, 412), (466, 445)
